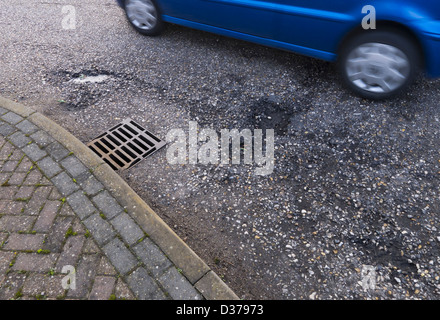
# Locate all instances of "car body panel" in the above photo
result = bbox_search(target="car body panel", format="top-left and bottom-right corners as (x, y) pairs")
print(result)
(119, 0), (440, 78)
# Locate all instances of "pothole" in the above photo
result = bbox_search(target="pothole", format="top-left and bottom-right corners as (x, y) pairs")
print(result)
(70, 74), (111, 84)
(47, 68), (121, 109)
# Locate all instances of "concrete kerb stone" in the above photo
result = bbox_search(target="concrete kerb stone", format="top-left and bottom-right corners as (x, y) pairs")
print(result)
(0, 96), (239, 300)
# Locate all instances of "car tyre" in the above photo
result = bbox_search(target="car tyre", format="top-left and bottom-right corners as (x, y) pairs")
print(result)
(124, 0), (164, 36)
(339, 30), (421, 100)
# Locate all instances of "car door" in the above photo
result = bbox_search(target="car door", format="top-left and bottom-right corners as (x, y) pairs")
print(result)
(160, 0), (286, 39)
(273, 0), (360, 54)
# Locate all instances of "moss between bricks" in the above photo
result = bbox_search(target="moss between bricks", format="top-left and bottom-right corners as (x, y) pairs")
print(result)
(65, 227), (77, 239)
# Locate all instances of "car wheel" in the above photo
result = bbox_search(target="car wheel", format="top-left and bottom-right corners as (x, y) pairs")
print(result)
(339, 31), (421, 100)
(124, 0), (164, 36)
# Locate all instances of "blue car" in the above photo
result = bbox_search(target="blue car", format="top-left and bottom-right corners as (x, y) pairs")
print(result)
(117, 0), (440, 100)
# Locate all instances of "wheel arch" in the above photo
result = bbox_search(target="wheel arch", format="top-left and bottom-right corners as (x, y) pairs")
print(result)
(337, 20), (426, 71)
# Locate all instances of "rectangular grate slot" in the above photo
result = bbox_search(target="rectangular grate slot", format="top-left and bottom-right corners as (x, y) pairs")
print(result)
(124, 124), (138, 135)
(112, 131), (127, 143)
(118, 127), (132, 139)
(115, 149), (131, 163)
(145, 131), (161, 143)
(89, 145), (101, 157)
(94, 141), (109, 154)
(106, 134), (122, 147)
(109, 123), (123, 132)
(130, 120), (145, 132)
(87, 118), (166, 171)
(121, 145), (137, 159)
(143, 147), (156, 158)
(133, 138), (149, 151)
(103, 158), (118, 171)
(127, 142), (143, 155)
(101, 137), (116, 151)
(109, 154), (125, 167)
(139, 135), (155, 147)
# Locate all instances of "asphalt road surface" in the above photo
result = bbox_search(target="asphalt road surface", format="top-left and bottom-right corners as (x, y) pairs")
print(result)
(2, 0), (440, 299)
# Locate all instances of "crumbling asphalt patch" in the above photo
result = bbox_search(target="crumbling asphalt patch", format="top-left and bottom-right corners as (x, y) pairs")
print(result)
(47, 67), (159, 111)
(47, 68), (121, 109)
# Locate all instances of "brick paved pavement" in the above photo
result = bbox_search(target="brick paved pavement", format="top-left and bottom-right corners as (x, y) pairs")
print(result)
(0, 98), (238, 300)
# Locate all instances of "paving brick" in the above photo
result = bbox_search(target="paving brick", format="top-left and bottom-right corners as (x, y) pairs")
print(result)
(48, 187), (62, 201)
(115, 278), (135, 300)
(127, 267), (166, 300)
(0, 141), (14, 160)
(3, 233), (46, 251)
(55, 235), (85, 272)
(92, 191), (123, 220)
(71, 218), (86, 233)
(45, 142), (70, 161)
(0, 200), (6, 212)
(42, 216), (73, 253)
(7, 172), (27, 185)
(15, 157), (32, 172)
(83, 213), (115, 246)
(30, 130), (54, 147)
(0, 200), (25, 215)
(67, 254), (100, 298)
(0, 232), (7, 248)
(14, 186), (35, 200)
(88, 276), (116, 300)
(0, 215), (35, 232)
(158, 266), (202, 300)
(76, 172), (103, 196)
(110, 213), (144, 246)
(8, 148), (24, 160)
(0, 172), (11, 185)
(0, 186), (18, 200)
(0, 251), (15, 275)
(22, 273), (65, 298)
(2, 160), (19, 172)
(8, 131), (31, 149)
(37, 156), (62, 178)
(67, 190), (96, 220)
(0, 272), (27, 300)
(0, 107), (6, 115)
(33, 200), (61, 232)
(12, 253), (58, 272)
(16, 120), (38, 134)
(60, 156), (88, 178)
(22, 143), (47, 162)
(39, 176), (51, 185)
(133, 238), (172, 277)
(83, 238), (100, 254)
(22, 169), (42, 185)
(1, 112), (23, 125)
(51, 172), (79, 196)
(59, 203), (75, 217)
(0, 123), (16, 137)
(97, 256), (117, 276)
(24, 186), (52, 215)
(102, 238), (137, 275)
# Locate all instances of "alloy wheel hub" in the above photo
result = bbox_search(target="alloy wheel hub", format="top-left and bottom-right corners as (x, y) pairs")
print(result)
(346, 43), (410, 93)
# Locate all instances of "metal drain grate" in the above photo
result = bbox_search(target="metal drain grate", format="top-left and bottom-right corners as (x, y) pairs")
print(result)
(87, 118), (165, 171)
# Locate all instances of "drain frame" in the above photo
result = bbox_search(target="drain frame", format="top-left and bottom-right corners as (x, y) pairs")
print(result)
(87, 118), (165, 171)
